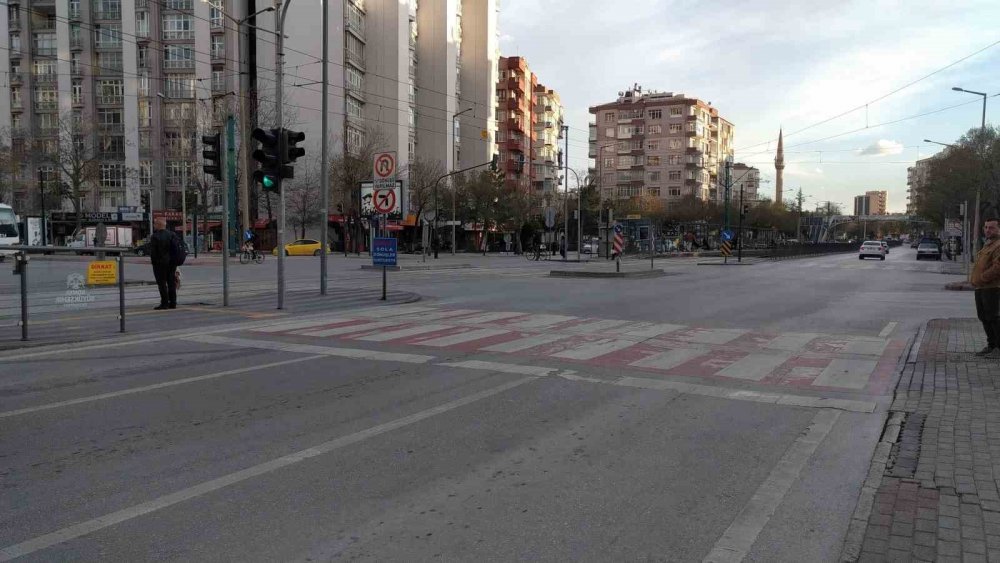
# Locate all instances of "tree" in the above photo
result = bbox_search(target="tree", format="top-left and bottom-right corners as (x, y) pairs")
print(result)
(456, 169), (504, 253)
(285, 160), (322, 239)
(46, 113), (103, 233)
(330, 125), (388, 216)
(918, 126), (1000, 227)
(402, 156), (445, 247)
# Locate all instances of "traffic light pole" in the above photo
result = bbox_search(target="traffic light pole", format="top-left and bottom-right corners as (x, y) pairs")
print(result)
(274, 0), (291, 310)
(319, 0), (329, 295)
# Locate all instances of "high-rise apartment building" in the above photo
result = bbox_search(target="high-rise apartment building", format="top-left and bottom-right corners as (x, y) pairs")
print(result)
(729, 163), (759, 206)
(865, 190), (887, 215)
(907, 157), (937, 215)
(495, 56), (536, 193)
(532, 85), (563, 197)
(588, 86), (734, 207)
(854, 195), (871, 216)
(1, 0), (242, 233)
(0, 0), (499, 239)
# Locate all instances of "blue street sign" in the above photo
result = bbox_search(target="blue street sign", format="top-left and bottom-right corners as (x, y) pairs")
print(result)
(372, 237), (397, 267)
(721, 230), (734, 242)
(613, 223), (623, 235)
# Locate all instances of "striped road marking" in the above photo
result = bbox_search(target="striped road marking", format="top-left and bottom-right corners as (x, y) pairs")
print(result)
(354, 324), (454, 342)
(296, 320), (400, 337)
(629, 348), (707, 371)
(715, 353), (792, 381)
(812, 359), (879, 389)
(480, 333), (571, 353)
(506, 314), (578, 330)
(415, 328), (511, 347)
(551, 339), (637, 360)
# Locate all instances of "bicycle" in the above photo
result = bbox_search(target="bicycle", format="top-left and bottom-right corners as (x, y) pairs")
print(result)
(524, 244), (550, 261)
(239, 248), (264, 264)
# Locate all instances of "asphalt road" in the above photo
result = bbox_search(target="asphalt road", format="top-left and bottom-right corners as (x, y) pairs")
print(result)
(0, 247), (974, 561)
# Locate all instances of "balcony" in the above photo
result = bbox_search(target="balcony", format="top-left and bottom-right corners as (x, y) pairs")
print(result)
(163, 59), (195, 70)
(506, 78), (524, 92)
(506, 118), (524, 132)
(163, 0), (193, 9)
(93, 9), (121, 20)
(346, 19), (366, 41)
(99, 123), (125, 134)
(346, 50), (365, 71)
(34, 100), (58, 110)
(70, 36), (83, 49)
(94, 41), (122, 51)
(33, 47), (57, 57)
(9, 17), (19, 30)
(33, 72), (57, 85)
(97, 95), (123, 105)
(9, 72), (22, 85)
(210, 49), (225, 63)
(506, 138), (524, 152)
(346, 83), (366, 102)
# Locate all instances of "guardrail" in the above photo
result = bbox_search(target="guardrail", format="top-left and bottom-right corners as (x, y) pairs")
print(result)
(4, 245), (128, 342)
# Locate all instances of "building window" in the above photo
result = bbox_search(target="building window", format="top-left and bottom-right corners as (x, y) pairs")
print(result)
(98, 108), (123, 127)
(346, 34), (364, 66)
(346, 126), (364, 154)
(97, 79), (123, 104)
(164, 45), (194, 69)
(647, 124), (661, 135)
(164, 75), (195, 99)
(34, 88), (58, 109)
(139, 161), (153, 186)
(10, 87), (21, 107)
(71, 53), (82, 74)
(346, 95), (363, 119)
(33, 33), (57, 55)
(100, 136), (125, 158)
(93, 24), (121, 48)
(669, 123), (682, 134)
(604, 112), (615, 122)
(647, 187), (660, 197)
(647, 141), (659, 150)
(669, 187), (681, 196)
(647, 156), (660, 166)
(10, 34), (21, 54)
(669, 139), (683, 150)
(96, 51), (123, 72)
(99, 164), (126, 189)
(648, 171), (660, 182)
(37, 113), (58, 131)
(210, 6), (224, 29)
(212, 70), (225, 92)
(163, 102), (195, 122)
(137, 46), (148, 68)
(165, 161), (191, 185)
(669, 106), (682, 117)
(138, 99), (151, 127)
(668, 171), (682, 181)
(346, 65), (363, 91)
(667, 155), (682, 165)
(72, 80), (84, 105)
(210, 35), (225, 59)
(603, 156), (614, 168)
(139, 130), (151, 150)
(136, 11), (149, 37)
(137, 73), (149, 97)
(647, 109), (662, 119)
(10, 114), (20, 130)
(162, 14), (194, 39)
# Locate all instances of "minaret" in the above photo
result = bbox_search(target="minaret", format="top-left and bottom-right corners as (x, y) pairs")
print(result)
(774, 129), (785, 203)
(774, 128), (785, 205)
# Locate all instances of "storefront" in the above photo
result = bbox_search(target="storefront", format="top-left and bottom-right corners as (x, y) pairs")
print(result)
(49, 211), (149, 245)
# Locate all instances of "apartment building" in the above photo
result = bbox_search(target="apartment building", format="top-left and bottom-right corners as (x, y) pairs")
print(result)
(907, 158), (935, 215)
(729, 162), (759, 205)
(854, 195), (871, 216)
(588, 85), (734, 207)
(259, 0), (499, 212)
(532, 84), (563, 197)
(865, 190), (888, 215)
(2, 0), (241, 226)
(495, 56), (536, 193)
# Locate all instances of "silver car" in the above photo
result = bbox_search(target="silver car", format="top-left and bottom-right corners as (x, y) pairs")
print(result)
(916, 243), (941, 261)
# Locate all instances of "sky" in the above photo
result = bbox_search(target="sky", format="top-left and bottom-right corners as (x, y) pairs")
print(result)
(497, 0), (1000, 213)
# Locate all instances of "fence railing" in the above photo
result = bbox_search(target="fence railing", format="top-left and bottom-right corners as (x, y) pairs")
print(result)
(6, 246), (129, 342)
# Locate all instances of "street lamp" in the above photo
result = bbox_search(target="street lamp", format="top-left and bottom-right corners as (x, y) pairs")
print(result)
(451, 107), (472, 255)
(951, 86), (988, 256)
(565, 168), (590, 261)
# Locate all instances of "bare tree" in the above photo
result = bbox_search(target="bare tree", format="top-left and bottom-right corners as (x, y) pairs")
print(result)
(330, 124), (388, 214)
(402, 156), (445, 247)
(46, 113), (103, 232)
(285, 159), (323, 239)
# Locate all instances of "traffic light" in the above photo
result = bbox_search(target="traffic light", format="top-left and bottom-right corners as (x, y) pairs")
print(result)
(283, 129), (305, 175)
(489, 154), (499, 171)
(140, 191), (150, 211)
(201, 132), (222, 181)
(251, 127), (282, 194)
(742, 203), (750, 216)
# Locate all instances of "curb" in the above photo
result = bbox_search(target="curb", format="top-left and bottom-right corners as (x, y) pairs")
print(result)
(944, 281), (975, 291)
(548, 269), (667, 279)
(359, 264), (473, 271)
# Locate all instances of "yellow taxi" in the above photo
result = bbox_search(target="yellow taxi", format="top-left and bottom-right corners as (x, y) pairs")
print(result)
(272, 239), (326, 256)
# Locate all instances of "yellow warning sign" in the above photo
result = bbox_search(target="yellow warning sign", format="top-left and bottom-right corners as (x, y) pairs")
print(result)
(86, 260), (119, 286)
(720, 241), (733, 257)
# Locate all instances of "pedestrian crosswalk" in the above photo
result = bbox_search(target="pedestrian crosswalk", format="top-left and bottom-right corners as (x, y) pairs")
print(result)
(244, 305), (901, 394)
(783, 260), (963, 274)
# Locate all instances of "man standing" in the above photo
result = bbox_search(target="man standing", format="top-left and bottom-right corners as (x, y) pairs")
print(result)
(971, 217), (1000, 356)
(149, 217), (177, 310)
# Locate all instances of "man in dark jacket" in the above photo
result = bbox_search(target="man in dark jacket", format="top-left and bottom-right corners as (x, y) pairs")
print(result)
(149, 217), (177, 310)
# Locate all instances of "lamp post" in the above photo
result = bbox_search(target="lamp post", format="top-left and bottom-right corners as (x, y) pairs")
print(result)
(952, 87), (988, 256)
(451, 107), (472, 255)
(565, 168), (590, 262)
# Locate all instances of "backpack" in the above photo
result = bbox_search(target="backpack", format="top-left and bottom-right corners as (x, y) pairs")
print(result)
(169, 233), (187, 266)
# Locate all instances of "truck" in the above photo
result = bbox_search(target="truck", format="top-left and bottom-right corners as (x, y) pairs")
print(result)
(67, 226), (134, 255)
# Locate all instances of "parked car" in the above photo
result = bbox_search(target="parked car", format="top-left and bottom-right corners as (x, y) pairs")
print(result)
(916, 243), (942, 261)
(859, 241), (886, 260)
(910, 239), (920, 248)
(880, 241), (890, 254)
(272, 239), (326, 256)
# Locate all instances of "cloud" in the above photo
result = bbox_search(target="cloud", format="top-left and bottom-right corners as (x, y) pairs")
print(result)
(859, 139), (904, 156)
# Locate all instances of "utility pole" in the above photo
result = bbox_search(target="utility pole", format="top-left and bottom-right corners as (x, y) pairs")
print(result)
(563, 124), (569, 260)
(274, 0), (292, 309)
(452, 108), (471, 255)
(320, 0), (329, 294)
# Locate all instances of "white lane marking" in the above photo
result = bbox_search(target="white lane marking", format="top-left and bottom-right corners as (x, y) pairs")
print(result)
(479, 333), (572, 353)
(348, 305), (438, 318)
(715, 353), (791, 382)
(184, 335), (434, 364)
(702, 410), (842, 563)
(296, 320), (399, 337)
(878, 322), (897, 339)
(629, 348), (706, 371)
(622, 323), (686, 339)
(671, 328), (748, 345)
(253, 316), (354, 333)
(415, 328), (511, 347)
(763, 333), (821, 352)
(812, 359), (878, 390)
(566, 319), (633, 334)
(842, 338), (889, 357)
(408, 309), (480, 321)
(0, 355), (326, 420)
(551, 339), (636, 360)
(438, 360), (561, 377)
(452, 311), (526, 325)
(506, 314), (578, 330)
(354, 324), (453, 342)
(0, 375), (538, 562)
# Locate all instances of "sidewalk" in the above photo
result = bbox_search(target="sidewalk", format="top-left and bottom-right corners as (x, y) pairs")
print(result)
(847, 318), (1000, 562)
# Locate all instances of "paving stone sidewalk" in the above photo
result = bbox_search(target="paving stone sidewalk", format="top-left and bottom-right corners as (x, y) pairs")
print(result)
(849, 318), (1000, 562)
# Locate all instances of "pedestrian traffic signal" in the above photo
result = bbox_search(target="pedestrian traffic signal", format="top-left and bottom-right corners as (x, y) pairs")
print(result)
(251, 127), (283, 194)
(201, 132), (223, 181)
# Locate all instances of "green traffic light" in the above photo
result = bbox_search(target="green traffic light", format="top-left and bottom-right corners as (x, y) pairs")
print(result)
(262, 175), (276, 189)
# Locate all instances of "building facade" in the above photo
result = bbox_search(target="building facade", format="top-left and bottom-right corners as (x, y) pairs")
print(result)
(854, 195), (871, 216)
(865, 190), (888, 215)
(588, 85), (734, 208)
(532, 84), (563, 197)
(495, 56), (536, 193)
(2, 0), (243, 225)
(907, 160), (935, 215)
(729, 162), (759, 206)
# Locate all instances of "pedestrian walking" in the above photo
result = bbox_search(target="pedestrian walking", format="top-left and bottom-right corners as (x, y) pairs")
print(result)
(971, 217), (1000, 357)
(559, 234), (567, 259)
(149, 217), (180, 310)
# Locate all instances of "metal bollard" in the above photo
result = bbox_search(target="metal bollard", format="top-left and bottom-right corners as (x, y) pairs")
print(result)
(118, 254), (125, 333)
(13, 252), (29, 341)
